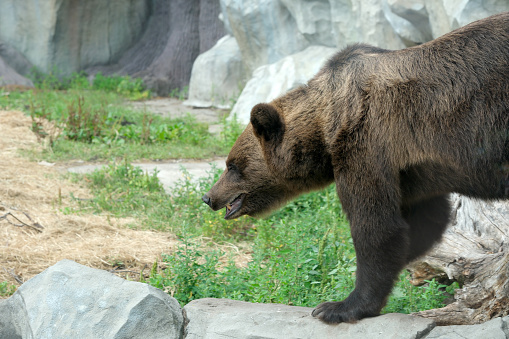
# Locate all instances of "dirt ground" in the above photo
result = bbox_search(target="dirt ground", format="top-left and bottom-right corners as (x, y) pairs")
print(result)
(0, 98), (251, 297)
(130, 97), (228, 123)
(130, 97), (229, 134)
(0, 110), (180, 292)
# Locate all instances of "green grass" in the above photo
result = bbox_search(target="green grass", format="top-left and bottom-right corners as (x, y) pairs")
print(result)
(28, 68), (150, 100)
(0, 78), (242, 162)
(75, 163), (357, 307)
(0, 281), (16, 297)
(385, 277), (459, 314)
(0, 75), (458, 313)
(67, 160), (458, 313)
(169, 86), (189, 101)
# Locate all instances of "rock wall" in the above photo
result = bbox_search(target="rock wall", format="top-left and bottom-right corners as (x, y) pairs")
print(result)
(220, 0), (509, 75)
(0, 0), (151, 76)
(185, 0), (509, 122)
(0, 0), (226, 95)
(0, 57), (33, 87)
(228, 46), (337, 120)
(1, 1), (508, 104)
(183, 35), (245, 108)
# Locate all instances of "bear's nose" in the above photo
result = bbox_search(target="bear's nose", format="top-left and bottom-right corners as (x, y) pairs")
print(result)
(202, 194), (211, 206)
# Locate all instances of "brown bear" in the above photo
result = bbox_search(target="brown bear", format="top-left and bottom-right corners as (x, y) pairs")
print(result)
(202, 12), (509, 323)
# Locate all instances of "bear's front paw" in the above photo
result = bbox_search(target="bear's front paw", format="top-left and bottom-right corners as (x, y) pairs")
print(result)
(312, 301), (352, 324)
(312, 300), (379, 324)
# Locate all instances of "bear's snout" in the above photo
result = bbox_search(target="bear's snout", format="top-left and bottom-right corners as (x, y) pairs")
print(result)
(201, 194), (211, 206)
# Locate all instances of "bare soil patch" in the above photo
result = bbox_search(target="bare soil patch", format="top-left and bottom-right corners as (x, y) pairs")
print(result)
(130, 97), (228, 123)
(130, 97), (230, 135)
(0, 110), (177, 291)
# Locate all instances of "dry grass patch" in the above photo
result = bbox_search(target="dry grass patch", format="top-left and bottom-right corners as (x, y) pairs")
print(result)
(0, 110), (177, 291)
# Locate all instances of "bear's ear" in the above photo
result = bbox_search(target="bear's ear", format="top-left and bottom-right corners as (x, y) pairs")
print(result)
(250, 103), (284, 143)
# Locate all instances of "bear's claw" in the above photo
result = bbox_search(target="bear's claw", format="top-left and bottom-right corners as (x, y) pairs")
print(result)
(312, 299), (379, 324)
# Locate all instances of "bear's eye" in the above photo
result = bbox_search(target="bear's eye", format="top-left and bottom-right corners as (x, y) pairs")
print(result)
(227, 163), (237, 172)
(226, 163), (242, 180)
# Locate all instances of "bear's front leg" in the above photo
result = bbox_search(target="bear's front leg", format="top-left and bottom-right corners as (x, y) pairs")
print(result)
(312, 169), (410, 323)
(312, 246), (406, 323)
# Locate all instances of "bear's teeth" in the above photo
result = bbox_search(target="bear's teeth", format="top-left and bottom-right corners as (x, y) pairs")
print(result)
(226, 203), (232, 211)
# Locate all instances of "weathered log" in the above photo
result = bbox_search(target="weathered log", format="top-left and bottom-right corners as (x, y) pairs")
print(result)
(409, 194), (509, 325)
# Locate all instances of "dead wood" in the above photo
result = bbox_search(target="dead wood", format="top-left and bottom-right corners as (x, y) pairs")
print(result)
(409, 194), (509, 325)
(0, 210), (44, 233)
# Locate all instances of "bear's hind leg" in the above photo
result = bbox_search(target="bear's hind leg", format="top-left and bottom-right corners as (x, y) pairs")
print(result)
(402, 195), (451, 263)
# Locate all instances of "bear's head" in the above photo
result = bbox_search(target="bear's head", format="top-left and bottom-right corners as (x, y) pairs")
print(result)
(202, 101), (334, 219)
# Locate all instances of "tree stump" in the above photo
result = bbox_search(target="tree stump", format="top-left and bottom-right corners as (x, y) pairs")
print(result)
(408, 194), (509, 325)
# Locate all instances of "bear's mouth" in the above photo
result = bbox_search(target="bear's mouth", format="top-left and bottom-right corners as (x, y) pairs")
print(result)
(224, 194), (245, 220)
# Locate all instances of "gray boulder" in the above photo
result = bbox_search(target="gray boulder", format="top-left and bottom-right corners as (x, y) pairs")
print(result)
(280, 0), (335, 48)
(2, 260), (509, 338)
(0, 56), (33, 87)
(211, 0), (509, 124)
(184, 35), (245, 109)
(87, 0), (226, 96)
(183, 298), (436, 339)
(0, 41), (34, 77)
(0, 294), (31, 339)
(384, 0), (432, 46)
(230, 45), (337, 124)
(425, 0), (509, 39)
(220, 0), (310, 75)
(426, 315), (509, 339)
(0, 260), (183, 339)
(219, 0), (413, 76)
(0, 1), (226, 93)
(329, 0), (407, 50)
(219, 0), (509, 70)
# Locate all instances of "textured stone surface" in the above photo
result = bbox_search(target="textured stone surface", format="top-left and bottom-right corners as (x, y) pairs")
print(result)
(184, 298), (436, 339)
(0, 260), (183, 339)
(0, 1), (226, 92)
(86, 0), (225, 95)
(220, 0), (509, 68)
(220, 0), (309, 75)
(219, 0), (413, 77)
(2, 0), (508, 91)
(0, 41), (34, 77)
(329, 0), (407, 50)
(385, 0), (432, 45)
(230, 46), (336, 124)
(0, 0), (151, 75)
(185, 35), (245, 109)
(0, 56), (33, 87)
(425, 0), (509, 39)
(426, 315), (509, 339)
(280, 0), (335, 47)
(210, 0), (509, 123)
(2, 261), (509, 338)
(0, 294), (31, 339)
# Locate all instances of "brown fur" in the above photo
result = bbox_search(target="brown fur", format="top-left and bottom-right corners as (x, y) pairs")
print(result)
(202, 13), (509, 323)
